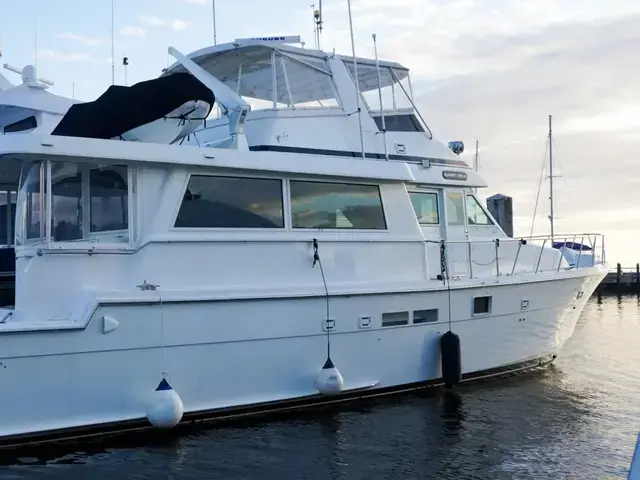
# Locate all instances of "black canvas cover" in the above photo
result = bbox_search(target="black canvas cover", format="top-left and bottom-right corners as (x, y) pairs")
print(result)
(51, 72), (215, 139)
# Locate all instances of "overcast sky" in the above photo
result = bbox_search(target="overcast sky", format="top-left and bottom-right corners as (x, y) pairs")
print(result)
(0, 0), (637, 265)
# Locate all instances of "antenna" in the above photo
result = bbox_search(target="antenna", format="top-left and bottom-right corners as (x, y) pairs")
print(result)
(474, 140), (479, 172)
(35, 14), (39, 70)
(72, 81), (75, 99)
(3, 64), (54, 87)
(111, 0), (115, 85)
(311, 5), (318, 49)
(122, 56), (129, 86)
(317, 0), (323, 49)
(346, 0), (365, 159)
(548, 114), (555, 239)
(372, 34), (388, 161)
(473, 140), (479, 193)
(212, 0), (217, 45)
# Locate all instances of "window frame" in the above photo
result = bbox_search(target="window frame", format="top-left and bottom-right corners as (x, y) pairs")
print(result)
(408, 190), (440, 226)
(472, 295), (492, 317)
(172, 173), (287, 231)
(466, 193), (494, 227)
(16, 158), (136, 250)
(288, 178), (388, 231)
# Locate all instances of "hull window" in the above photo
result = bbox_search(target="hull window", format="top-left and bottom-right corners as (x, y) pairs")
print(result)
(466, 194), (493, 226)
(413, 309), (438, 324)
(409, 192), (439, 225)
(382, 311), (409, 327)
(473, 296), (492, 315)
(175, 175), (284, 229)
(290, 180), (387, 230)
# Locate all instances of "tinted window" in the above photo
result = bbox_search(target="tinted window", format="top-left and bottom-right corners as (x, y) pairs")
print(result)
(409, 192), (439, 225)
(3, 116), (37, 134)
(175, 175), (284, 228)
(90, 166), (128, 233)
(290, 181), (386, 229)
(466, 194), (493, 225)
(50, 162), (129, 241)
(372, 114), (425, 133)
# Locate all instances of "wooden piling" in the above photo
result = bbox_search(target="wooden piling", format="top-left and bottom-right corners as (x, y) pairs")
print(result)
(617, 263), (622, 295)
(636, 263), (639, 295)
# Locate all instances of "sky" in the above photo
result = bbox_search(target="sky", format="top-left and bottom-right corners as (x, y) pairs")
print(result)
(1, 0), (639, 266)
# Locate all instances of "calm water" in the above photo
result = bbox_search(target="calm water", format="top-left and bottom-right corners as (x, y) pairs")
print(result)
(1, 296), (639, 480)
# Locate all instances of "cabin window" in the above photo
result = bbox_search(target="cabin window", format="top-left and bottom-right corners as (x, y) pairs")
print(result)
(3, 116), (37, 134)
(0, 191), (17, 246)
(16, 160), (130, 245)
(15, 161), (44, 244)
(289, 180), (386, 230)
(175, 175), (284, 229)
(445, 191), (465, 226)
(50, 162), (129, 242)
(409, 192), (439, 225)
(466, 194), (493, 226)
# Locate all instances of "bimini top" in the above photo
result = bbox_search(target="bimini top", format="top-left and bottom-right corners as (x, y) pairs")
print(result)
(163, 40), (410, 105)
(52, 72), (216, 140)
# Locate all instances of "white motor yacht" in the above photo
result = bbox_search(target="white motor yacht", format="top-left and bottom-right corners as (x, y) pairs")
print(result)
(0, 37), (607, 447)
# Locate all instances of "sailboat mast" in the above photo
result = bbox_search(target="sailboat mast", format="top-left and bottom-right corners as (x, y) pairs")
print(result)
(548, 114), (554, 239)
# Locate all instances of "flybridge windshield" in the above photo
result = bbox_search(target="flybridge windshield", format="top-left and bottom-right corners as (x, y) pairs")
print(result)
(176, 46), (341, 111)
(344, 62), (413, 112)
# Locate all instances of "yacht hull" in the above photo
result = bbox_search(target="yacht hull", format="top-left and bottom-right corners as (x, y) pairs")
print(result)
(0, 268), (605, 448)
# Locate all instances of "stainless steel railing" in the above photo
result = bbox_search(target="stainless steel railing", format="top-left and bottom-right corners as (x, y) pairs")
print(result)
(426, 233), (606, 281)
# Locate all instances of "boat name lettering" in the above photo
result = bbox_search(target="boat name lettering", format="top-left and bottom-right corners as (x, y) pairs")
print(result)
(442, 170), (468, 181)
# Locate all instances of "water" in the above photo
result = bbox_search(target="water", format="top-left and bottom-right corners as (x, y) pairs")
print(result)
(1, 296), (639, 480)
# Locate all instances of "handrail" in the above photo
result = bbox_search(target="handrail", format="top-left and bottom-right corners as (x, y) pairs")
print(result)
(425, 233), (606, 281)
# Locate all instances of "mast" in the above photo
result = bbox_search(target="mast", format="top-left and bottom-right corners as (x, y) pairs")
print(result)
(473, 140), (479, 172)
(548, 114), (555, 239)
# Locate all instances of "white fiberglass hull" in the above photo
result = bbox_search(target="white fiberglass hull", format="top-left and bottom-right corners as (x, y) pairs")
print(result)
(0, 267), (605, 446)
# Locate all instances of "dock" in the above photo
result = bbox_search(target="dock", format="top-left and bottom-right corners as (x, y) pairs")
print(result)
(596, 263), (640, 295)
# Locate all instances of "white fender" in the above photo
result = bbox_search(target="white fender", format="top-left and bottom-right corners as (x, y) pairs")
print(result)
(146, 378), (184, 428)
(314, 358), (344, 396)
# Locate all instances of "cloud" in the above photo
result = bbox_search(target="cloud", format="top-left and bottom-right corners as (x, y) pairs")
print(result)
(120, 26), (146, 36)
(171, 19), (189, 31)
(38, 49), (93, 62)
(402, 13), (640, 263)
(56, 32), (105, 47)
(139, 14), (165, 27)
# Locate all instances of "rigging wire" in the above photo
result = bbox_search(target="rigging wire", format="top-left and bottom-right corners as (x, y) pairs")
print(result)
(529, 139), (549, 238)
(312, 239), (332, 359)
(551, 137), (577, 223)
